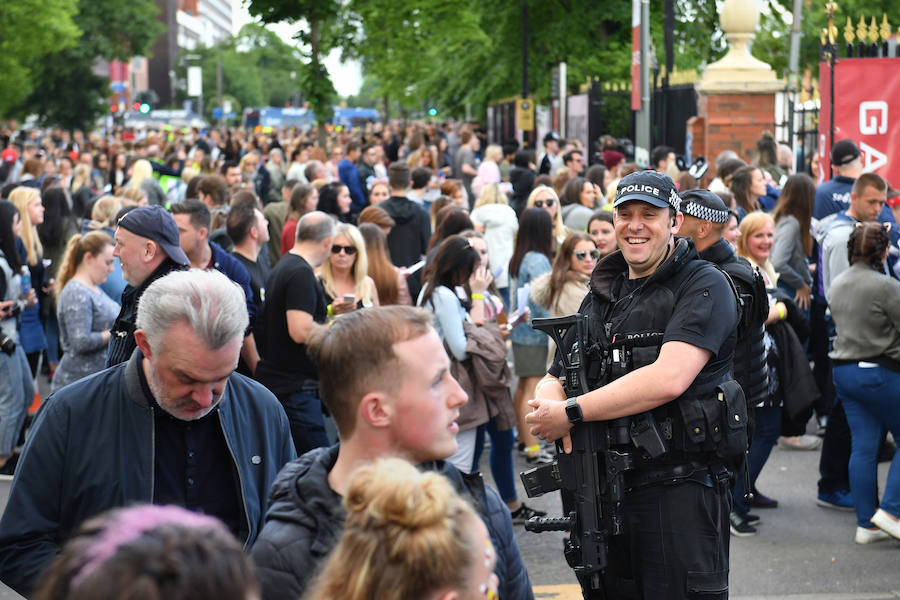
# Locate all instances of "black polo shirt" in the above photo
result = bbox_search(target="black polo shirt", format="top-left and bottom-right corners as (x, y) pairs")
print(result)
(136, 350), (243, 538)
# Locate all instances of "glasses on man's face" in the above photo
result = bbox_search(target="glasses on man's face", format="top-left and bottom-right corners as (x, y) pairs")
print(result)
(574, 249), (600, 261)
(534, 199), (555, 208)
(331, 245), (358, 255)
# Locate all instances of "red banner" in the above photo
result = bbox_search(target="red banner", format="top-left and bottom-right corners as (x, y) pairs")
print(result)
(819, 58), (900, 186)
(631, 0), (641, 111)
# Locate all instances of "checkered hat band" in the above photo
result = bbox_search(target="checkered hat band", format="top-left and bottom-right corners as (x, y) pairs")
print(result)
(668, 189), (682, 212)
(682, 202), (729, 223)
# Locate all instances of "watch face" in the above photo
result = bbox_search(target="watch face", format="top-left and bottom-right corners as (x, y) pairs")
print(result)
(566, 399), (582, 422)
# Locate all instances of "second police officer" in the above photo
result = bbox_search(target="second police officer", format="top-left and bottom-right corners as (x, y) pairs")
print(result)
(527, 170), (742, 599)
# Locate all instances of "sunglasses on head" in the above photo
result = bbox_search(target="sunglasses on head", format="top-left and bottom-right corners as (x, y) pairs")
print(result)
(331, 245), (358, 255)
(574, 249), (600, 261)
(534, 199), (555, 208)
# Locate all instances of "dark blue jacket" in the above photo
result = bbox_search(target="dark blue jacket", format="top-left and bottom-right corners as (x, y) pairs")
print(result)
(209, 240), (257, 326)
(251, 444), (534, 600)
(0, 351), (296, 596)
(338, 158), (367, 212)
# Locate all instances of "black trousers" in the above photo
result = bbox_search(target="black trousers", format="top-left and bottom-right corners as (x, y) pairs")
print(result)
(596, 474), (731, 599)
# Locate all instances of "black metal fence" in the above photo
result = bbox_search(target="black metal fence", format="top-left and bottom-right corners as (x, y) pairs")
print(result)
(587, 82), (697, 159)
(779, 92), (820, 176)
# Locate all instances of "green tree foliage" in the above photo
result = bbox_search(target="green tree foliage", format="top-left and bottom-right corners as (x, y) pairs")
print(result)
(0, 0), (80, 116)
(337, 0), (898, 120)
(11, 0), (163, 130)
(338, 0), (641, 118)
(176, 24), (309, 118)
(244, 0), (339, 142)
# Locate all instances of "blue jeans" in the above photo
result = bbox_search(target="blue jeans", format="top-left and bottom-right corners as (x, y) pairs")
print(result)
(834, 363), (900, 527)
(44, 311), (60, 365)
(733, 405), (782, 516)
(280, 385), (330, 456)
(472, 419), (517, 503)
(0, 346), (34, 456)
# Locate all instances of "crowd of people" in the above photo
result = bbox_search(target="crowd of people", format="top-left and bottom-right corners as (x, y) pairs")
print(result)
(0, 117), (897, 598)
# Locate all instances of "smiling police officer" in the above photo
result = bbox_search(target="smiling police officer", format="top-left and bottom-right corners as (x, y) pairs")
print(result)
(527, 170), (741, 599)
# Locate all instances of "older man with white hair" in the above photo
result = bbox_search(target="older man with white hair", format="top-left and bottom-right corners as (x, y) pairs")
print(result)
(0, 269), (296, 597)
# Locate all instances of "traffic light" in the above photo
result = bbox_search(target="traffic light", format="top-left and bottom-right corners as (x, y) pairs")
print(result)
(428, 107), (437, 117)
(133, 102), (140, 111)
(110, 105), (118, 113)
(139, 103), (151, 114)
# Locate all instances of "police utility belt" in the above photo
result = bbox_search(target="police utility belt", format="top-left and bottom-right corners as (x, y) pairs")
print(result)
(585, 330), (748, 482)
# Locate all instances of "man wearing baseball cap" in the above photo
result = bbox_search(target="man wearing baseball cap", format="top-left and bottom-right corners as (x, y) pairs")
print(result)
(538, 131), (562, 175)
(527, 170), (741, 598)
(106, 205), (189, 367)
(814, 139), (898, 242)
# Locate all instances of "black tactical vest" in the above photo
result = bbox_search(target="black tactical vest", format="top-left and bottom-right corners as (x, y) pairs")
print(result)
(576, 238), (743, 464)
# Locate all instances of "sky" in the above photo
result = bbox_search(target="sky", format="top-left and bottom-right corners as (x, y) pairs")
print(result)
(231, 0), (363, 98)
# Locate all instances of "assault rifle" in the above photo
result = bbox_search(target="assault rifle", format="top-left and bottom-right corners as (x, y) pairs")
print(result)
(520, 314), (667, 599)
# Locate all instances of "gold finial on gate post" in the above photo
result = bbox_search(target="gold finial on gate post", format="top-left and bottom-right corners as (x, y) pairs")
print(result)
(843, 16), (855, 44)
(868, 16), (879, 43)
(825, 2), (839, 44)
(880, 13), (891, 43)
(857, 16), (867, 43)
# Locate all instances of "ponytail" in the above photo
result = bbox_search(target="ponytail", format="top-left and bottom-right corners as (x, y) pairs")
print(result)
(56, 231), (113, 298)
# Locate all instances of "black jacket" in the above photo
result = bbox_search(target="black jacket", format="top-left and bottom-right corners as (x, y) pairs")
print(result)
(380, 195), (431, 268)
(0, 350), (296, 596)
(250, 445), (534, 600)
(699, 238), (769, 408)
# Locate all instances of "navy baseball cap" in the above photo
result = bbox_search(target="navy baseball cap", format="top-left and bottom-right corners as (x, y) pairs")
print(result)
(679, 189), (731, 223)
(117, 205), (190, 266)
(613, 170), (681, 211)
(830, 139), (860, 166)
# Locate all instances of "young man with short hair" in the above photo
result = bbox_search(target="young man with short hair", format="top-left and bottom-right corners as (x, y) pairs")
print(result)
(251, 306), (533, 600)
(170, 199), (259, 373)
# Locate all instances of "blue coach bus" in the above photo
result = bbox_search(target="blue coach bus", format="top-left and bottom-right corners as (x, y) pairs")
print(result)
(242, 106), (380, 130)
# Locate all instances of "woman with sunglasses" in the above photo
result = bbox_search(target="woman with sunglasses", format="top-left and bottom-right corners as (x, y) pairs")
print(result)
(525, 185), (567, 250)
(532, 232), (598, 367)
(318, 224), (379, 317)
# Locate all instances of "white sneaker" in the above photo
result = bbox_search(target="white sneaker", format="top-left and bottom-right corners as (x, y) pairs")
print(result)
(855, 526), (890, 544)
(778, 435), (822, 451)
(871, 508), (900, 540)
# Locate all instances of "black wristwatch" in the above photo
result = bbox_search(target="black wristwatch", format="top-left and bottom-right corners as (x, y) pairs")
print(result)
(565, 397), (583, 424)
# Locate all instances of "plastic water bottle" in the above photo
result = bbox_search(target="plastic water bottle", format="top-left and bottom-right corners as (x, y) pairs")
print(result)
(20, 266), (31, 295)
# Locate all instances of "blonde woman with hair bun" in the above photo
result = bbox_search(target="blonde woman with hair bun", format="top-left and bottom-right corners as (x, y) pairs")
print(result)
(304, 458), (499, 600)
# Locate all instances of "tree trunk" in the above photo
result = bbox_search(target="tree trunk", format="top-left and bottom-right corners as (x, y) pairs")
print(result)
(310, 17), (328, 148)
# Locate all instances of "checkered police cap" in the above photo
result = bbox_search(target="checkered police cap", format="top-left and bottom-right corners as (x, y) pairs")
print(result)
(678, 189), (730, 223)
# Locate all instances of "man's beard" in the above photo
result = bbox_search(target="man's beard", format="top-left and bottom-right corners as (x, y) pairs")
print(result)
(146, 363), (221, 421)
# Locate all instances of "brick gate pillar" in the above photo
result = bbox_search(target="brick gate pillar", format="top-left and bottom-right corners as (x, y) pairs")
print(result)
(687, 0), (783, 173)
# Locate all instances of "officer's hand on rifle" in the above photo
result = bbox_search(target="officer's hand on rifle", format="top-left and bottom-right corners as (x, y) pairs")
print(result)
(525, 377), (573, 453)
